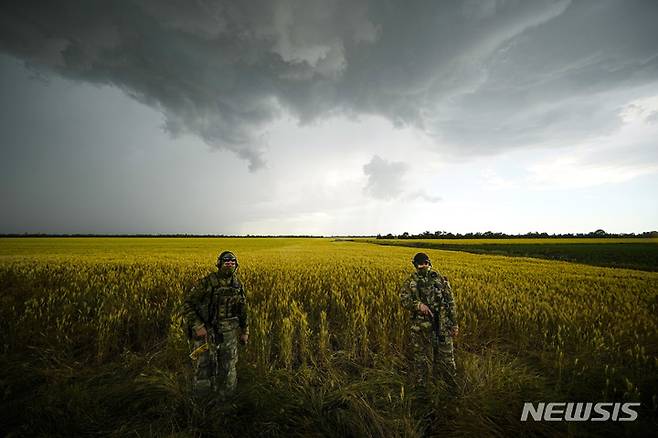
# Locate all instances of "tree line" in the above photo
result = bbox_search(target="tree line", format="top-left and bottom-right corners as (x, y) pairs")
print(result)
(375, 229), (658, 240)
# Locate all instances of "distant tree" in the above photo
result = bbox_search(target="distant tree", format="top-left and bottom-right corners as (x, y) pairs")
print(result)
(347, 228), (658, 241)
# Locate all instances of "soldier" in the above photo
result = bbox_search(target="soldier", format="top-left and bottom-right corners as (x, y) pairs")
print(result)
(182, 251), (249, 398)
(400, 252), (459, 388)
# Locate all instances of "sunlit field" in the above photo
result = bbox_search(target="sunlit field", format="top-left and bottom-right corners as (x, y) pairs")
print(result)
(1, 238), (656, 436)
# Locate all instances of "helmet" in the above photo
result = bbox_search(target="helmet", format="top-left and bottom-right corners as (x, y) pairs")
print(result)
(216, 251), (238, 268)
(412, 252), (431, 267)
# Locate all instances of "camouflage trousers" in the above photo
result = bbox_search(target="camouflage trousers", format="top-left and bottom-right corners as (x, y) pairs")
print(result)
(410, 327), (456, 387)
(191, 329), (239, 398)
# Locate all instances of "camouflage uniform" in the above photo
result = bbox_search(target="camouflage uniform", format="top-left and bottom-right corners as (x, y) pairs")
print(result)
(182, 261), (248, 398)
(400, 267), (458, 385)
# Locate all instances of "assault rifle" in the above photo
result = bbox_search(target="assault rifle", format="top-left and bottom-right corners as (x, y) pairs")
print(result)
(431, 307), (445, 343)
(422, 302), (445, 343)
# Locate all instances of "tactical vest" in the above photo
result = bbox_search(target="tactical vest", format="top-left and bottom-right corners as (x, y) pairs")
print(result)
(416, 271), (447, 313)
(197, 275), (245, 331)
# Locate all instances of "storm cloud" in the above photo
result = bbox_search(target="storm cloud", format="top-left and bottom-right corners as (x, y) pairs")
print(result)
(1, 0), (658, 170)
(363, 155), (407, 200)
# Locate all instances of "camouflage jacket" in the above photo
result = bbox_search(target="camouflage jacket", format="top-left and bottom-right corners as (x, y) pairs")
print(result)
(182, 271), (249, 336)
(400, 268), (457, 334)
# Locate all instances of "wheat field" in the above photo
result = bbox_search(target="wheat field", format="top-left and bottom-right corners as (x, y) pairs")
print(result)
(1, 237), (656, 436)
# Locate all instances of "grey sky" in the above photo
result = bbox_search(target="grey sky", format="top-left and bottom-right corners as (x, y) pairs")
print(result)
(1, 0), (657, 234)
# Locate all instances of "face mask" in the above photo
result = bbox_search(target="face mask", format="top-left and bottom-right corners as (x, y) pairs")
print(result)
(219, 264), (236, 276)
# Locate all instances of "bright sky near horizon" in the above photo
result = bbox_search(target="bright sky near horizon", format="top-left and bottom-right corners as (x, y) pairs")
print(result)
(1, 0), (657, 235)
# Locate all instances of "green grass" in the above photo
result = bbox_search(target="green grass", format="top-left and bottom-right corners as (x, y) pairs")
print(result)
(361, 238), (658, 271)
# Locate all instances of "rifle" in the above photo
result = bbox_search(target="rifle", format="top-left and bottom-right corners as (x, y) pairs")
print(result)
(431, 307), (445, 343)
(208, 330), (222, 385)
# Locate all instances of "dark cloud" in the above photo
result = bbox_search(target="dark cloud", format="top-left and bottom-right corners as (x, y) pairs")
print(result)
(432, 0), (658, 152)
(362, 155), (442, 202)
(363, 155), (407, 200)
(1, 0), (657, 168)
